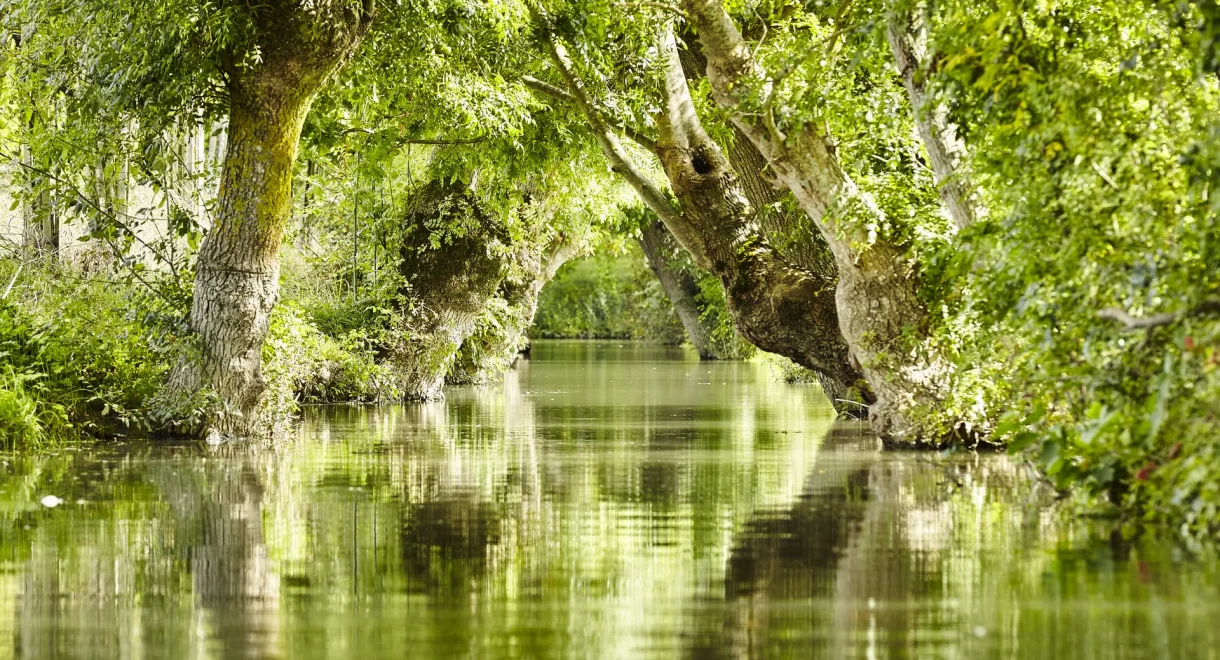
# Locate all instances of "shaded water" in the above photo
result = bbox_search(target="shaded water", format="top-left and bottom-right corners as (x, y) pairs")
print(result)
(0, 340), (1218, 659)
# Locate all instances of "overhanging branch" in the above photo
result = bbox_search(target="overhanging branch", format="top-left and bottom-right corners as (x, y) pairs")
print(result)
(522, 75), (659, 154)
(522, 75), (573, 104)
(1098, 299), (1220, 331)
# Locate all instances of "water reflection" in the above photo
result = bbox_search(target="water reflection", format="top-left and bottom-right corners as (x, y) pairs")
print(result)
(0, 341), (1217, 659)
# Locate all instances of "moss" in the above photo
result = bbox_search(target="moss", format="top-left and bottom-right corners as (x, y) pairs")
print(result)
(388, 179), (514, 399)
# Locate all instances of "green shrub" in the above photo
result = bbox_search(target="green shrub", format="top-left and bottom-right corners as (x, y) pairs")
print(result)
(261, 302), (399, 426)
(0, 368), (68, 449)
(0, 264), (166, 442)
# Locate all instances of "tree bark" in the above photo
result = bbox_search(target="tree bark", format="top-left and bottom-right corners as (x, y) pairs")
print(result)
(388, 179), (513, 400)
(540, 32), (868, 408)
(21, 188), (57, 263)
(677, 42), (837, 276)
(885, 4), (978, 231)
(20, 143), (58, 264)
(448, 235), (582, 384)
(681, 0), (958, 444)
(638, 219), (718, 359)
(165, 0), (375, 436)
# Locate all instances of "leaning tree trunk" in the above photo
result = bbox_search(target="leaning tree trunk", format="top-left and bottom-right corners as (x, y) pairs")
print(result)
(448, 235), (582, 385)
(388, 179), (513, 400)
(681, 0), (959, 444)
(677, 41), (837, 277)
(165, 0), (375, 437)
(638, 219), (719, 359)
(886, 3), (978, 230)
(680, 39), (847, 380)
(540, 33), (869, 408)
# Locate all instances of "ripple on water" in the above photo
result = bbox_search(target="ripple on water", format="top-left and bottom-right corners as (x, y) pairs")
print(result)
(0, 340), (1216, 659)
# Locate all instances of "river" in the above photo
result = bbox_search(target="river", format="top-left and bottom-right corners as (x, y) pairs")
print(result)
(0, 340), (1216, 659)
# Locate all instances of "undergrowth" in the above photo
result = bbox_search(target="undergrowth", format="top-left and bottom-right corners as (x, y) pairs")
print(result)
(0, 258), (402, 447)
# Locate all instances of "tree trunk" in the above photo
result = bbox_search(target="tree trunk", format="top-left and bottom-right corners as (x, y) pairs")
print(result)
(449, 236), (582, 384)
(20, 143), (58, 265)
(677, 42), (837, 277)
(389, 179), (513, 400)
(165, 1), (375, 437)
(886, 4), (978, 231)
(21, 188), (57, 264)
(680, 39), (846, 378)
(638, 219), (718, 359)
(541, 33), (869, 409)
(681, 0), (959, 444)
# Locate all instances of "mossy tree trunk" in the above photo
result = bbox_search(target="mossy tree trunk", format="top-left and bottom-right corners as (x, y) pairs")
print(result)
(638, 219), (718, 359)
(541, 32), (869, 409)
(389, 179), (513, 400)
(682, 0), (959, 444)
(166, 0), (374, 436)
(677, 42), (837, 277)
(449, 236), (582, 384)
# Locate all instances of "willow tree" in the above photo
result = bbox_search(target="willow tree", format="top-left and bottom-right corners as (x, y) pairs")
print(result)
(9, 0), (375, 434)
(166, 2), (375, 434)
(927, 0), (1220, 531)
(387, 178), (514, 400)
(525, 12), (870, 406)
(680, 0), (966, 442)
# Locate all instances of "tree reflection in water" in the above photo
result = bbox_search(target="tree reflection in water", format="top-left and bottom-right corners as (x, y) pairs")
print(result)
(0, 341), (1216, 659)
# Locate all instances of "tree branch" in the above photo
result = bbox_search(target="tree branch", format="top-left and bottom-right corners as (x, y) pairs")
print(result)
(8, 156), (183, 283)
(340, 125), (484, 142)
(522, 75), (573, 103)
(1098, 300), (1220, 331)
(1097, 308), (1181, 330)
(544, 38), (676, 222)
(396, 136), (487, 146)
(522, 75), (659, 154)
(613, 2), (690, 20)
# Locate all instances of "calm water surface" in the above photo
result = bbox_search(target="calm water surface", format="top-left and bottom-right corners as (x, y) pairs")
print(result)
(0, 340), (1217, 659)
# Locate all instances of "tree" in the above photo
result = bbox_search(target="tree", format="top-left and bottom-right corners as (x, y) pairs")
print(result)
(680, 0), (961, 442)
(165, 1), (376, 435)
(387, 178), (514, 400)
(527, 18), (870, 407)
(884, 0), (977, 231)
(450, 234), (584, 383)
(638, 218), (718, 359)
